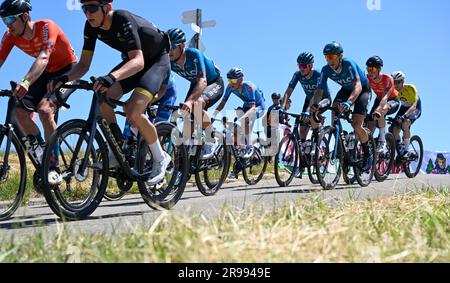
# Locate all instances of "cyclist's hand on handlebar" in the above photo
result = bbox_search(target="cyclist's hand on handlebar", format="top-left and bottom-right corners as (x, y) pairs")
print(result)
(48, 75), (69, 93)
(310, 103), (320, 112)
(13, 80), (29, 99)
(301, 111), (311, 123)
(93, 74), (117, 94)
(181, 100), (193, 114)
(339, 101), (352, 112)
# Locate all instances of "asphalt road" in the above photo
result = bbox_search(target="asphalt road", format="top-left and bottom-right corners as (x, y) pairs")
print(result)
(1, 174), (449, 240)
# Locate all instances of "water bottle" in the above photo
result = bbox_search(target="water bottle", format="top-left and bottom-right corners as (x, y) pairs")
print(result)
(347, 133), (356, 150)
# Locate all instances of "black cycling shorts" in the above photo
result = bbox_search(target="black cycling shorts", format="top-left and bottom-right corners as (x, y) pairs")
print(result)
(334, 86), (372, 116)
(395, 99), (422, 124)
(369, 98), (401, 116)
(186, 76), (225, 110)
(112, 52), (170, 99)
(21, 63), (74, 112)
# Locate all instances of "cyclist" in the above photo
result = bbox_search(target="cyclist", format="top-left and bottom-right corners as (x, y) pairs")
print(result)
(391, 71), (422, 156)
(167, 28), (224, 159)
(0, 0), (77, 167)
(282, 52), (331, 145)
(365, 56), (400, 153)
(315, 42), (373, 171)
(214, 67), (266, 158)
(264, 92), (288, 142)
(51, 0), (172, 185)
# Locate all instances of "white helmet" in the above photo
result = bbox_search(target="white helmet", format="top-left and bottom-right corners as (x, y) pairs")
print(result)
(391, 71), (406, 81)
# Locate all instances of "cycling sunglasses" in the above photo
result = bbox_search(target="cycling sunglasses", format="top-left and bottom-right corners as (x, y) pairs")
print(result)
(82, 4), (102, 14)
(325, 54), (338, 61)
(2, 14), (22, 25)
(298, 64), (309, 70)
(367, 66), (379, 73)
(228, 79), (239, 84)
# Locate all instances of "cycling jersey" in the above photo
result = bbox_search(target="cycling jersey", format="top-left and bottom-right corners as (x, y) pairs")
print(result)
(0, 20), (77, 73)
(170, 48), (220, 85)
(82, 10), (169, 62)
(367, 73), (398, 100)
(289, 70), (331, 99)
(398, 84), (419, 107)
(318, 58), (370, 92)
(223, 81), (265, 108)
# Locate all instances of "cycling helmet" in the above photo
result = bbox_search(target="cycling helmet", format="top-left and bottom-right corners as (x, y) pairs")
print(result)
(0, 0), (32, 17)
(167, 28), (186, 46)
(391, 71), (406, 81)
(271, 92), (281, 99)
(366, 56), (384, 68)
(227, 67), (244, 80)
(297, 52), (314, 64)
(323, 41), (343, 55)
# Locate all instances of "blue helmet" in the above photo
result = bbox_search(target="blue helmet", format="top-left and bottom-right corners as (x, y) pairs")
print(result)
(0, 0), (32, 17)
(227, 67), (244, 80)
(323, 41), (344, 55)
(167, 28), (186, 48)
(297, 52), (314, 64)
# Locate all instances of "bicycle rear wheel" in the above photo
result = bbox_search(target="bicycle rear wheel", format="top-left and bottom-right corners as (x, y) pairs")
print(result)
(196, 133), (231, 196)
(274, 135), (299, 187)
(403, 135), (424, 178)
(138, 122), (188, 209)
(0, 129), (26, 221)
(354, 133), (377, 187)
(315, 126), (342, 190)
(374, 133), (396, 182)
(41, 120), (109, 221)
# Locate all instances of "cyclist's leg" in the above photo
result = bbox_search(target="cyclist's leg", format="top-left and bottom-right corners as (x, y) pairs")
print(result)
(367, 98), (380, 134)
(200, 76), (225, 129)
(351, 89), (371, 144)
(402, 100), (422, 152)
(300, 97), (310, 141)
(155, 86), (177, 123)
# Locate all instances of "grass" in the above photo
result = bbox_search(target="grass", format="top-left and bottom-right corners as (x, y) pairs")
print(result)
(0, 188), (448, 263)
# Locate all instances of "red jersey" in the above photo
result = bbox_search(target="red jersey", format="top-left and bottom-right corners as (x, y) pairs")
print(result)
(367, 73), (398, 100)
(0, 20), (77, 73)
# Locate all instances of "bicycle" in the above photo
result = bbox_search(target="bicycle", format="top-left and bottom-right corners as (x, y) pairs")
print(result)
(0, 81), (75, 221)
(314, 105), (377, 190)
(40, 78), (189, 220)
(387, 117), (424, 178)
(274, 112), (321, 187)
(220, 117), (269, 186)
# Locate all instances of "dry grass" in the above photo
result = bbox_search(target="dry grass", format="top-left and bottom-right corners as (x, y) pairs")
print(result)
(0, 188), (448, 263)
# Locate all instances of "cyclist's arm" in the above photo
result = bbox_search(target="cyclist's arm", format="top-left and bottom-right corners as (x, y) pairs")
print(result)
(310, 89), (325, 111)
(282, 88), (294, 109)
(378, 88), (392, 111)
(404, 102), (418, 117)
(0, 60), (4, 69)
(65, 51), (94, 81)
(0, 32), (14, 68)
(22, 49), (50, 85)
(241, 103), (256, 120)
(110, 50), (145, 81)
(348, 77), (363, 104)
(214, 87), (231, 115)
(186, 77), (207, 102)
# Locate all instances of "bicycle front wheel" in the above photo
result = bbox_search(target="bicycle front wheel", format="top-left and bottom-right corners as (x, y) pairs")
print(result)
(41, 120), (109, 221)
(274, 135), (299, 187)
(242, 145), (269, 186)
(0, 128), (26, 221)
(374, 133), (396, 182)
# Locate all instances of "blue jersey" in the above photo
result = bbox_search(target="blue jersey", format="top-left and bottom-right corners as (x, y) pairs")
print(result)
(223, 81), (265, 108)
(170, 48), (220, 85)
(318, 58), (369, 92)
(289, 70), (331, 100)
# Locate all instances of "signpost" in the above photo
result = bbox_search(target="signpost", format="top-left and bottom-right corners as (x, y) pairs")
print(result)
(181, 9), (216, 52)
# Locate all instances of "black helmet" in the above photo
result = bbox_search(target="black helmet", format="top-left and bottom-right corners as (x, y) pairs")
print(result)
(271, 92), (281, 99)
(297, 52), (314, 64)
(227, 67), (244, 80)
(0, 0), (32, 18)
(366, 56), (383, 68)
(323, 41), (343, 55)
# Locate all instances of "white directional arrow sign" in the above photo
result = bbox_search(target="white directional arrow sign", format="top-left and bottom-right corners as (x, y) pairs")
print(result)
(191, 23), (201, 34)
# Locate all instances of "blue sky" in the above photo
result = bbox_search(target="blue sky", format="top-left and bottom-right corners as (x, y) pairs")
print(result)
(0, 0), (449, 151)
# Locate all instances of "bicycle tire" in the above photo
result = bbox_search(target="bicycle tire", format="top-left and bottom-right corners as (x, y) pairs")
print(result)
(274, 135), (299, 187)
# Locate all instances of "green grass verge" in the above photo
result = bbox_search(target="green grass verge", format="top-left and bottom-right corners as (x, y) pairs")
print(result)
(0, 188), (448, 263)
